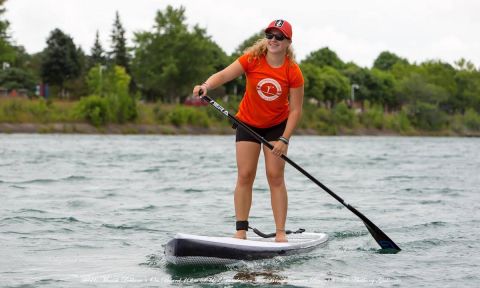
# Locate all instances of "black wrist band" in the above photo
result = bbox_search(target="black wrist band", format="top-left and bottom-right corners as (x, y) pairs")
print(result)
(278, 136), (289, 145)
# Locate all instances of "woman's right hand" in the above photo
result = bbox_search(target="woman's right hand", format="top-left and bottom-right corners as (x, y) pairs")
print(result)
(192, 84), (208, 98)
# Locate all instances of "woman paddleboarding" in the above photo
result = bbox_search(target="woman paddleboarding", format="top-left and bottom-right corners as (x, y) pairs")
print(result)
(193, 19), (304, 242)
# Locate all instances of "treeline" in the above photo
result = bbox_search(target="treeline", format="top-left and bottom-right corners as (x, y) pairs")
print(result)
(1, 2), (480, 133)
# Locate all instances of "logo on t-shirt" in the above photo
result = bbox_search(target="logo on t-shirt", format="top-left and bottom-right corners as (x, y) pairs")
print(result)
(256, 78), (282, 101)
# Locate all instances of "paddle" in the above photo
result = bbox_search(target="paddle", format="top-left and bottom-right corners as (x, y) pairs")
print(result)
(200, 93), (401, 252)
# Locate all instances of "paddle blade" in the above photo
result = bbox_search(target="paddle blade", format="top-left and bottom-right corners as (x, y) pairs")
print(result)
(344, 203), (401, 252)
(362, 219), (401, 252)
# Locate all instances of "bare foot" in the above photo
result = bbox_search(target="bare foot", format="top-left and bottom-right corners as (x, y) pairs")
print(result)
(275, 231), (288, 242)
(234, 230), (247, 240)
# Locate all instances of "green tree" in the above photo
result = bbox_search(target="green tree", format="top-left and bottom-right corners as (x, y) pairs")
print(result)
(110, 11), (129, 71)
(342, 62), (372, 103)
(319, 66), (350, 106)
(0, 44), (39, 94)
(397, 72), (449, 130)
(455, 58), (476, 72)
(373, 51), (409, 71)
(368, 68), (397, 109)
(0, 0), (15, 63)
(417, 60), (458, 113)
(105, 65), (136, 122)
(409, 101), (447, 131)
(86, 65), (105, 96)
(398, 73), (448, 107)
(343, 63), (400, 110)
(421, 60), (456, 94)
(40, 28), (82, 97)
(0, 67), (36, 91)
(85, 64), (137, 123)
(90, 30), (106, 67)
(300, 63), (324, 103)
(64, 47), (89, 98)
(20, 50), (43, 84)
(131, 5), (228, 102)
(454, 68), (480, 113)
(302, 47), (345, 69)
(74, 47), (87, 77)
(11, 45), (30, 68)
(390, 61), (414, 81)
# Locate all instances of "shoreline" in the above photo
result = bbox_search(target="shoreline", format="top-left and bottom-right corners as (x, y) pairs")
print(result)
(1, 122), (479, 137)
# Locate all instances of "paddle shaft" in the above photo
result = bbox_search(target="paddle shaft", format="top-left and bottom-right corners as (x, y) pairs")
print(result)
(200, 94), (401, 251)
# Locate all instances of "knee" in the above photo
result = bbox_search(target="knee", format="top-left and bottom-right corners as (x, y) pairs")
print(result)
(266, 171), (285, 188)
(237, 170), (256, 186)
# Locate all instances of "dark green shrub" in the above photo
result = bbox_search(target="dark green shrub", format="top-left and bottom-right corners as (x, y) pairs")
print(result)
(361, 101), (384, 129)
(167, 105), (211, 127)
(409, 102), (447, 131)
(385, 110), (412, 133)
(28, 99), (50, 123)
(168, 105), (192, 126)
(0, 99), (25, 121)
(108, 91), (137, 123)
(332, 102), (357, 128)
(86, 65), (137, 124)
(464, 108), (480, 131)
(153, 102), (169, 124)
(75, 95), (110, 126)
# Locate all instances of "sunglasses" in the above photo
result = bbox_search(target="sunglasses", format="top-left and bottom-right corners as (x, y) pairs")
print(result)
(265, 32), (287, 41)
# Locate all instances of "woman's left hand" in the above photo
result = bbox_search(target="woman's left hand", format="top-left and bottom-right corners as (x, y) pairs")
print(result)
(271, 141), (287, 157)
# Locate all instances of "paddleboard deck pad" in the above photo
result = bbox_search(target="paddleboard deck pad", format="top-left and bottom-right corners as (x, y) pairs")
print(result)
(165, 232), (328, 265)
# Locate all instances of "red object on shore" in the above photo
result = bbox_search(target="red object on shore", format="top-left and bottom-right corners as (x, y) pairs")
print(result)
(184, 96), (208, 106)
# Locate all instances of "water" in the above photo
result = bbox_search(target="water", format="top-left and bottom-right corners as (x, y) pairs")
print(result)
(0, 134), (479, 287)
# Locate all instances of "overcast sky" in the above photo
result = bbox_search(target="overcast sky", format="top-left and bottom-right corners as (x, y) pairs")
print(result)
(5, 0), (480, 68)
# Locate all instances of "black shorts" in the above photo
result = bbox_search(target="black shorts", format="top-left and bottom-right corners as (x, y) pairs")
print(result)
(235, 120), (287, 144)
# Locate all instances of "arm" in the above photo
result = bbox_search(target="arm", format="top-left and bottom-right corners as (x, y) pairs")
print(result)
(271, 85), (304, 157)
(193, 60), (244, 97)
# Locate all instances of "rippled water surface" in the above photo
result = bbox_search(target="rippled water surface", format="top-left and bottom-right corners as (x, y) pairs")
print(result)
(0, 134), (479, 287)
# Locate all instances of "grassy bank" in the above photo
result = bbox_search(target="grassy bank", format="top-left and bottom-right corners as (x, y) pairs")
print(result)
(1, 97), (480, 136)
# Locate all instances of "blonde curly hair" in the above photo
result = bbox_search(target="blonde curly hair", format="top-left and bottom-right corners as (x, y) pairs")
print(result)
(243, 38), (296, 64)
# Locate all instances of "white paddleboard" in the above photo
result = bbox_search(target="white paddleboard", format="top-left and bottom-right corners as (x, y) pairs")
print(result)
(165, 232), (328, 265)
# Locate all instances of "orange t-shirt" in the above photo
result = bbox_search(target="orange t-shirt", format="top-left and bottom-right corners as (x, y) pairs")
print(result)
(236, 53), (304, 128)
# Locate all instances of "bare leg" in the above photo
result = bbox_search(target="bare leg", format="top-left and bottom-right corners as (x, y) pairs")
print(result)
(264, 141), (288, 242)
(234, 141), (261, 239)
